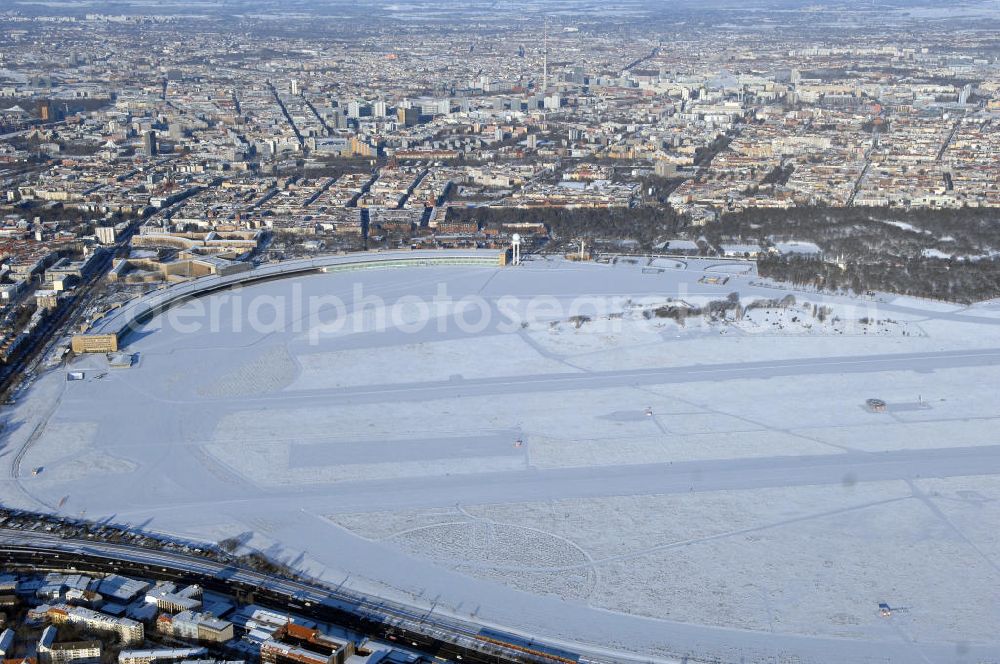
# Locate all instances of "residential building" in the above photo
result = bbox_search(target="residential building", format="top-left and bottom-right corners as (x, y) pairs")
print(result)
(46, 605), (144, 646)
(259, 624), (354, 664)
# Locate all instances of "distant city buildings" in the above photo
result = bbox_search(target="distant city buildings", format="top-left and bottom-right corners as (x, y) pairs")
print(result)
(0, 2), (995, 363)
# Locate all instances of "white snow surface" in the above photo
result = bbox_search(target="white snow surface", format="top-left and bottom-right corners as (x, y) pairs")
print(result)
(3, 256), (1000, 664)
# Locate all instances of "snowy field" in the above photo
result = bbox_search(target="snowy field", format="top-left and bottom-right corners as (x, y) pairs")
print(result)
(3, 255), (1000, 664)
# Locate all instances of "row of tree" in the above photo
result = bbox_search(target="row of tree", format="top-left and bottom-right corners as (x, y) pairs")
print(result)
(446, 205), (682, 249)
(758, 254), (1000, 304)
(713, 206), (1000, 302)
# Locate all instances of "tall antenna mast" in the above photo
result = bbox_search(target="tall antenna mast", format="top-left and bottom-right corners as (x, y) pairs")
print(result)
(542, 17), (548, 94)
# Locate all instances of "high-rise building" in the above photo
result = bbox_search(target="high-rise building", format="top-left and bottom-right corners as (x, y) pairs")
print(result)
(347, 100), (362, 119)
(37, 100), (53, 122)
(397, 106), (419, 127)
(349, 136), (377, 157)
(959, 84), (972, 105)
(95, 226), (117, 245)
(373, 100), (387, 118)
(143, 130), (158, 157)
(290, 79), (300, 95)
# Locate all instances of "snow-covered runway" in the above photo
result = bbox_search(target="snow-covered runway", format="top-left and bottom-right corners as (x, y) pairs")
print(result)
(138, 345), (1000, 406)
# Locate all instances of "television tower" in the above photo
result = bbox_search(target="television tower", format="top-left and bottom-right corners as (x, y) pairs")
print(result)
(542, 18), (548, 94)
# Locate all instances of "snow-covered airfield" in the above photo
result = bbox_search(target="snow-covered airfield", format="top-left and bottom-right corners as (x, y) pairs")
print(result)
(6, 253), (1000, 664)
